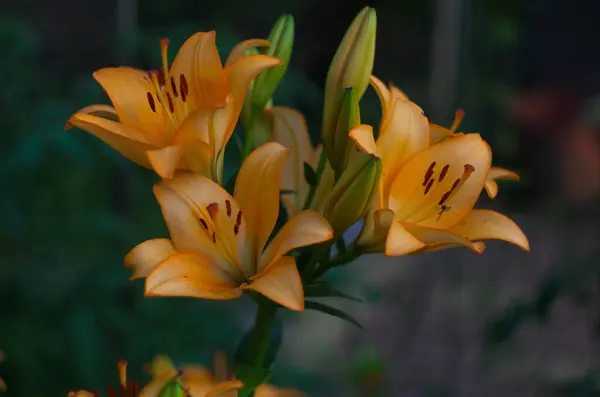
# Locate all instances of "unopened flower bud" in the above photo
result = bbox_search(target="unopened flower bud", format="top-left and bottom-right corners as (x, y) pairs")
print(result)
(322, 6), (376, 158)
(331, 86), (361, 179)
(250, 14), (294, 112)
(323, 151), (382, 235)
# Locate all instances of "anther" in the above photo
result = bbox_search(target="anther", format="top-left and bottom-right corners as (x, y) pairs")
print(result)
(225, 200), (232, 217)
(424, 178), (434, 195)
(166, 92), (175, 113)
(146, 92), (156, 112)
(170, 76), (178, 97)
(157, 70), (166, 86)
(207, 202), (219, 219)
(439, 164), (449, 181)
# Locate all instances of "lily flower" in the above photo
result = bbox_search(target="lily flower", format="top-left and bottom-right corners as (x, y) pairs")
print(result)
(124, 142), (333, 311)
(350, 124), (529, 255)
(429, 108), (521, 199)
(68, 360), (242, 397)
(150, 353), (305, 397)
(67, 32), (282, 182)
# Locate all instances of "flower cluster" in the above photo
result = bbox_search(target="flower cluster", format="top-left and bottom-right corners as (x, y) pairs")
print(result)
(66, 7), (529, 396)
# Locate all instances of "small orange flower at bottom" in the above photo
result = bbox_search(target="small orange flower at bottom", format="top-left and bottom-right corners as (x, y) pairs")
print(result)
(67, 360), (242, 397)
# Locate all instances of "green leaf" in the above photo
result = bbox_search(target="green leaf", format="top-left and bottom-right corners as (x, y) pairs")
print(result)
(303, 161), (318, 187)
(225, 170), (239, 195)
(304, 283), (363, 303)
(305, 301), (363, 328)
(233, 363), (272, 397)
(234, 316), (283, 369)
(159, 381), (185, 397)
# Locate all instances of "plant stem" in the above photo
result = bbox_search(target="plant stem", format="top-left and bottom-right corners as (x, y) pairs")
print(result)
(242, 109), (260, 160)
(309, 245), (361, 281)
(248, 303), (277, 370)
(302, 149), (327, 210)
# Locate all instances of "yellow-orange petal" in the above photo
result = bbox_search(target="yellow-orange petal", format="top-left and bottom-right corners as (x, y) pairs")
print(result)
(256, 384), (306, 397)
(68, 392), (95, 397)
(234, 142), (289, 261)
(74, 104), (118, 120)
(225, 39), (272, 67)
(389, 134), (491, 227)
(224, 54), (283, 115)
(349, 124), (378, 155)
(205, 380), (244, 397)
(168, 31), (228, 110)
(93, 67), (168, 142)
(410, 240), (486, 255)
(147, 145), (184, 180)
(259, 210), (333, 272)
(484, 167), (520, 199)
(369, 75), (391, 112)
(67, 113), (157, 168)
(145, 253), (241, 299)
(124, 238), (176, 279)
(451, 209), (530, 251)
(401, 223), (484, 254)
(384, 221), (426, 256)
(429, 124), (455, 145)
(244, 256), (304, 311)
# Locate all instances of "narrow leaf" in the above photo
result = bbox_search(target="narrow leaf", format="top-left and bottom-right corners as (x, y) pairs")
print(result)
(233, 364), (272, 397)
(305, 301), (364, 328)
(304, 283), (363, 303)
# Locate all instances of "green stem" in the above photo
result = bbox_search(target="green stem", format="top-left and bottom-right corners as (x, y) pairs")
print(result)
(242, 108), (260, 160)
(310, 245), (361, 281)
(302, 149), (327, 210)
(248, 303), (277, 370)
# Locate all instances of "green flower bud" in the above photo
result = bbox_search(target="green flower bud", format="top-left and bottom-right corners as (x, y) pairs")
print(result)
(322, 7), (376, 158)
(251, 14), (295, 111)
(331, 86), (361, 179)
(323, 151), (382, 235)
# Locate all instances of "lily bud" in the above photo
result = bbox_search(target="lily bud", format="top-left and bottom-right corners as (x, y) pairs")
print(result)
(323, 151), (382, 235)
(322, 6), (376, 158)
(331, 86), (361, 179)
(251, 14), (295, 112)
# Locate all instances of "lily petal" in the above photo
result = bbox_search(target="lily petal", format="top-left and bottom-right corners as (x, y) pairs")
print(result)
(376, 99), (429, 194)
(153, 175), (241, 275)
(146, 253), (241, 299)
(244, 256), (304, 311)
(484, 167), (520, 199)
(75, 104), (118, 120)
(389, 134), (491, 227)
(259, 210), (333, 272)
(168, 31), (228, 109)
(225, 39), (272, 67)
(385, 221), (426, 256)
(147, 145), (183, 179)
(451, 209), (530, 251)
(410, 240), (486, 255)
(369, 75), (391, 113)
(349, 124), (378, 155)
(271, 107), (315, 213)
(124, 238), (176, 279)
(182, 366), (216, 396)
(205, 380), (244, 397)
(401, 223), (484, 254)
(225, 54), (283, 115)
(67, 113), (157, 167)
(256, 385), (306, 397)
(93, 67), (168, 143)
(429, 124), (455, 145)
(234, 142), (289, 262)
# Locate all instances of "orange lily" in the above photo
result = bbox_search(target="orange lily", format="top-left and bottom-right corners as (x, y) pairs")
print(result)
(349, 77), (529, 255)
(124, 142), (333, 311)
(67, 32), (282, 182)
(429, 108), (521, 199)
(68, 360), (242, 397)
(150, 353), (305, 397)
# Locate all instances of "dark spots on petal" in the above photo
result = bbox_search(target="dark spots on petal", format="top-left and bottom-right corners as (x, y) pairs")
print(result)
(439, 164), (449, 181)
(439, 178), (460, 205)
(212, 232), (217, 243)
(234, 224), (240, 235)
(464, 163), (475, 175)
(236, 210), (242, 226)
(199, 218), (209, 230)
(225, 200), (232, 217)
(166, 92), (175, 113)
(423, 161), (436, 186)
(146, 92), (156, 112)
(170, 76), (178, 97)
(180, 74), (189, 102)
(424, 178), (434, 195)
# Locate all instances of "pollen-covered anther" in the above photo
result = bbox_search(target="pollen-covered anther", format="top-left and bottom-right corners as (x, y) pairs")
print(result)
(225, 200), (232, 217)
(424, 178), (434, 195)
